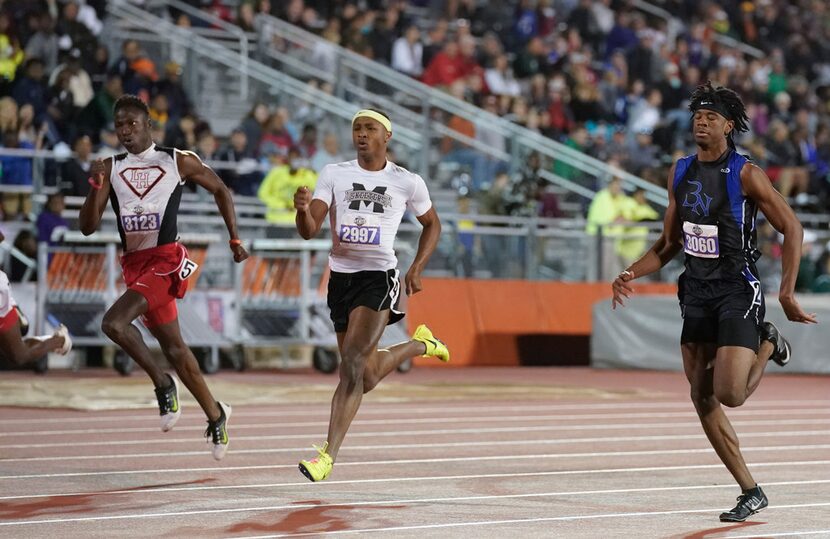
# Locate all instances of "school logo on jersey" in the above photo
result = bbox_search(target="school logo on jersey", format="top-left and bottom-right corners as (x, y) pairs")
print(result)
(119, 166), (167, 199)
(346, 183), (392, 213)
(682, 180), (713, 217)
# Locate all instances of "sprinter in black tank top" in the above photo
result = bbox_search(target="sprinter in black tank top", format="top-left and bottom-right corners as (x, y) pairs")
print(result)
(611, 82), (817, 522)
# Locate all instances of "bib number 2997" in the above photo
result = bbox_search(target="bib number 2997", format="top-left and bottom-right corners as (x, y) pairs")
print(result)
(339, 225), (379, 245)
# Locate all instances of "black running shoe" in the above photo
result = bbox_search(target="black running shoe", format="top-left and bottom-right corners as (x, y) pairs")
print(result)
(720, 485), (768, 522)
(761, 321), (791, 366)
(154, 374), (181, 432)
(204, 402), (232, 461)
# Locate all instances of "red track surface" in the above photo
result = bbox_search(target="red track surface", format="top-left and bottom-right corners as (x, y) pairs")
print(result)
(0, 367), (828, 538)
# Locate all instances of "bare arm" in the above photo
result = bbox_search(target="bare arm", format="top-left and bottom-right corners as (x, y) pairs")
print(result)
(178, 151), (249, 263)
(79, 158), (112, 235)
(742, 162), (816, 323)
(405, 207), (441, 296)
(293, 187), (329, 239)
(612, 164), (682, 309)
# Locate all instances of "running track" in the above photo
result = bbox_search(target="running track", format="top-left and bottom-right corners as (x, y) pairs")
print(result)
(0, 367), (828, 538)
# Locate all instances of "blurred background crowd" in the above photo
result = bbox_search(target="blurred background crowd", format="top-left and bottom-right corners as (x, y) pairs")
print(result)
(1, 0), (829, 290)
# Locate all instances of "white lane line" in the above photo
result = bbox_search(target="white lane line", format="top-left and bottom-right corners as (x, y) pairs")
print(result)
(2, 443), (829, 474)
(730, 532), (830, 538)
(1, 480), (828, 527)
(3, 399), (828, 425)
(2, 460), (828, 501)
(234, 503), (830, 538)
(4, 419), (828, 450)
(2, 430), (829, 462)
(10, 408), (830, 438)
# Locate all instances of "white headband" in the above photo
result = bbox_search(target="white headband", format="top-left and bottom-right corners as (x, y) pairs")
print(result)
(352, 109), (392, 132)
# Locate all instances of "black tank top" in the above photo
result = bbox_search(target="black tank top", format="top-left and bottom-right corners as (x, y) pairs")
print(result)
(673, 149), (761, 283)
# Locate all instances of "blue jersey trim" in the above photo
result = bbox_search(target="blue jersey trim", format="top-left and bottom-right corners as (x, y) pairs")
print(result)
(673, 154), (696, 192)
(725, 151), (749, 227)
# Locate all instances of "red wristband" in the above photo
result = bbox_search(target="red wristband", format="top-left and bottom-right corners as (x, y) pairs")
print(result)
(88, 177), (102, 190)
(229, 239), (242, 246)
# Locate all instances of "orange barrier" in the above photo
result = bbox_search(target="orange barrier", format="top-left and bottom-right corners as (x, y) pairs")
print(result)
(408, 278), (677, 367)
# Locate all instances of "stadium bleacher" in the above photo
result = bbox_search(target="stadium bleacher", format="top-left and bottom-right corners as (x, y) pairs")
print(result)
(1, 0), (829, 293)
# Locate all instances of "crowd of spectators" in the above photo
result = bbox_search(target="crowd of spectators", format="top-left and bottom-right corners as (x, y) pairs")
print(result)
(0, 1), (354, 224)
(265, 0), (830, 286)
(264, 0), (830, 206)
(3, 0), (830, 287)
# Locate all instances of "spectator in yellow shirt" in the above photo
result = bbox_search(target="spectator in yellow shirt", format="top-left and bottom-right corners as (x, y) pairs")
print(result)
(586, 178), (630, 280)
(258, 147), (317, 234)
(616, 187), (660, 267)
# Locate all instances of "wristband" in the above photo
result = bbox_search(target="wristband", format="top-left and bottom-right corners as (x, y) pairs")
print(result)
(88, 177), (102, 190)
(229, 239), (242, 246)
(620, 270), (633, 279)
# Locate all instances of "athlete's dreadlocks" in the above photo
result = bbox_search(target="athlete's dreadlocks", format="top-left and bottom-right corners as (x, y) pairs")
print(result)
(688, 81), (749, 149)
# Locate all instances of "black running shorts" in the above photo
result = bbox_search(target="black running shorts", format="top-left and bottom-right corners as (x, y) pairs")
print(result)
(678, 275), (765, 352)
(327, 269), (404, 333)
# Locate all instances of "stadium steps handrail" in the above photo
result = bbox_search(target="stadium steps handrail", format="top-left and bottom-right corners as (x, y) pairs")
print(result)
(132, 1), (667, 207)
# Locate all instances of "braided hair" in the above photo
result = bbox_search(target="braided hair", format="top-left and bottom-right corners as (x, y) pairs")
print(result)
(688, 81), (749, 149)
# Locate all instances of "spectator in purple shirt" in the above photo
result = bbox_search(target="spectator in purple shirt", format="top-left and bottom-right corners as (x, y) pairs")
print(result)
(36, 193), (68, 246)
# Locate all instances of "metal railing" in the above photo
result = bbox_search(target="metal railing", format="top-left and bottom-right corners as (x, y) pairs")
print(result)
(249, 13), (668, 206)
(105, 2), (424, 156)
(115, 0), (665, 207)
(632, 0), (764, 59)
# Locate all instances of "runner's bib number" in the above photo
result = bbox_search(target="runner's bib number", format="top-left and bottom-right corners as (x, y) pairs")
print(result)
(178, 258), (199, 280)
(121, 213), (160, 232)
(339, 213), (381, 245)
(683, 221), (719, 259)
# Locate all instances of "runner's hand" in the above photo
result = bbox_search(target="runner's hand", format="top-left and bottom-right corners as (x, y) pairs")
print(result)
(89, 158), (106, 189)
(779, 295), (818, 324)
(405, 266), (423, 296)
(294, 186), (311, 212)
(611, 270), (635, 310)
(230, 242), (249, 263)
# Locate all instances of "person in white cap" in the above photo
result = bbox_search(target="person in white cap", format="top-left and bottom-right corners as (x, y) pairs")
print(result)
(293, 108), (449, 482)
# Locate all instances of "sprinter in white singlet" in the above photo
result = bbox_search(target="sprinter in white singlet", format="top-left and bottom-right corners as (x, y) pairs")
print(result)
(79, 95), (249, 460)
(293, 109), (450, 482)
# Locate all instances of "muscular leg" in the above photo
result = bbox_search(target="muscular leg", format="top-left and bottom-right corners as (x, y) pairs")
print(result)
(149, 317), (221, 422)
(362, 337), (424, 393)
(101, 290), (168, 388)
(326, 306), (389, 461)
(683, 342), (756, 491)
(714, 342), (773, 407)
(0, 325), (65, 365)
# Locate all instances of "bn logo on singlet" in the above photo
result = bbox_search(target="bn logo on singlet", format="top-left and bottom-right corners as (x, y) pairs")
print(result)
(682, 180), (713, 217)
(345, 183), (392, 214)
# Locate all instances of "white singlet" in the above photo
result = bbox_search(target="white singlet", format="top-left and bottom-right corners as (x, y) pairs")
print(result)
(108, 144), (187, 252)
(312, 159), (432, 272)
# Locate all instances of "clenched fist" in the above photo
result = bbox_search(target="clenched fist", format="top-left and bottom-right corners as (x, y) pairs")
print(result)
(89, 158), (106, 189)
(294, 186), (311, 212)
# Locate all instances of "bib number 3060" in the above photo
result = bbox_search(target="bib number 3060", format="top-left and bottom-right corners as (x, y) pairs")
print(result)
(178, 258), (199, 280)
(682, 221), (720, 259)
